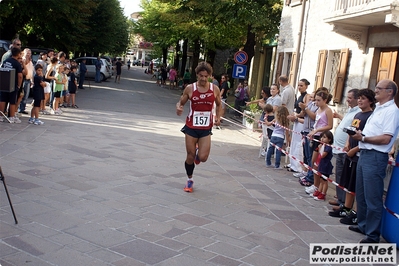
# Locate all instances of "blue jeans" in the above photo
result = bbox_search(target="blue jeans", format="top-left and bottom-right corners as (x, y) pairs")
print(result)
(334, 153), (346, 204)
(266, 136), (284, 168)
(303, 137), (314, 183)
(19, 80), (31, 112)
(356, 149), (388, 242)
(95, 69), (101, 82)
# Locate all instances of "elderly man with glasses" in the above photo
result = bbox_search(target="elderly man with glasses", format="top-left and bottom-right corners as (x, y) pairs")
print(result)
(350, 79), (399, 243)
(1, 38), (21, 65)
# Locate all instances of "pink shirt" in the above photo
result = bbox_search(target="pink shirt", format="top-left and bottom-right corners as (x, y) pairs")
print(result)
(169, 69), (176, 80)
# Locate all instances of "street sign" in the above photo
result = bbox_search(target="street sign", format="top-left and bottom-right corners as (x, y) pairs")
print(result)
(232, 64), (247, 79)
(234, 51), (248, 65)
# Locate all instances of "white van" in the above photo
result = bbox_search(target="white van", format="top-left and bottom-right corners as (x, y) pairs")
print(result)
(75, 57), (112, 81)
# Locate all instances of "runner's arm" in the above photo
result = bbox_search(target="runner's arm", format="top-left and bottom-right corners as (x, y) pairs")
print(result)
(176, 84), (191, 116)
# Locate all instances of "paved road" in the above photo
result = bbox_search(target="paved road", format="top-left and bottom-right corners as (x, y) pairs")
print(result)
(0, 66), (397, 265)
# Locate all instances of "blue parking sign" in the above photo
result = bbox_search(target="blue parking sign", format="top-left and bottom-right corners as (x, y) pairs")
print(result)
(232, 64), (247, 79)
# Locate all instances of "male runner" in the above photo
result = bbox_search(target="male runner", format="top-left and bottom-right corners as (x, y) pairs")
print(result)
(176, 62), (222, 192)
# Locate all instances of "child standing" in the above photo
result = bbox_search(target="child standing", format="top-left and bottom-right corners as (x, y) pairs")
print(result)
(313, 130), (334, 201)
(29, 64), (46, 125)
(53, 64), (66, 115)
(60, 67), (69, 108)
(266, 106), (291, 169)
(68, 65), (78, 108)
(262, 104), (275, 140)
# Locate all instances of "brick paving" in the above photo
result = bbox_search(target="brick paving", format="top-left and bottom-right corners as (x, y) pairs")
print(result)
(0, 66), (397, 265)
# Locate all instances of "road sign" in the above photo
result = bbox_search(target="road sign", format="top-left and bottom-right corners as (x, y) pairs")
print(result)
(234, 51), (248, 65)
(232, 64), (247, 79)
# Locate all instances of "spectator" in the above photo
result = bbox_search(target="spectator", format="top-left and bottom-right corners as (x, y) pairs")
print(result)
(312, 130), (334, 201)
(36, 52), (47, 72)
(169, 67), (177, 89)
(115, 58), (122, 83)
(350, 79), (399, 243)
(300, 87), (330, 187)
(247, 86), (271, 108)
(211, 75), (219, 87)
(0, 47), (23, 123)
(18, 48), (34, 115)
(60, 66), (69, 108)
(183, 69), (191, 88)
(53, 64), (66, 115)
(265, 106), (291, 169)
(234, 82), (248, 117)
(58, 51), (66, 65)
(68, 65), (78, 108)
(160, 66), (168, 87)
(278, 75), (295, 114)
(266, 84), (282, 111)
(28, 64), (46, 125)
(78, 59), (87, 89)
(329, 89), (360, 208)
(287, 79), (310, 172)
(95, 57), (101, 83)
(45, 57), (58, 112)
(219, 74), (229, 120)
(306, 90), (333, 195)
(329, 88), (374, 218)
(1, 38), (21, 64)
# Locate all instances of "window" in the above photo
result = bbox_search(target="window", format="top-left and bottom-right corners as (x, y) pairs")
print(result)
(314, 48), (350, 103)
(285, 0), (302, 6)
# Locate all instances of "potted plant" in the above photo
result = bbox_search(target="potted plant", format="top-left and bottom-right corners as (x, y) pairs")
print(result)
(243, 97), (263, 130)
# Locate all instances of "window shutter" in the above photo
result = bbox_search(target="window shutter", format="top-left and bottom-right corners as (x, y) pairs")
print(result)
(288, 52), (298, 86)
(377, 49), (398, 81)
(333, 48), (349, 103)
(314, 50), (327, 91)
(275, 52), (284, 83)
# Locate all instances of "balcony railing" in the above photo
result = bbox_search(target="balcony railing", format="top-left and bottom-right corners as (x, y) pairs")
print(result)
(333, 0), (397, 12)
(334, 0), (375, 11)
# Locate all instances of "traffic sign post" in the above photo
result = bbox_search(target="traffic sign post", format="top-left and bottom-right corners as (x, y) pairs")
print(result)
(234, 51), (248, 65)
(232, 64), (247, 79)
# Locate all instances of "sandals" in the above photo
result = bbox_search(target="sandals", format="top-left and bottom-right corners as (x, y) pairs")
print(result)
(299, 178), (312, 187)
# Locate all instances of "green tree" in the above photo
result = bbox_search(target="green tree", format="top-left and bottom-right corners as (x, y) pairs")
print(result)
(0, 0), (129, 56)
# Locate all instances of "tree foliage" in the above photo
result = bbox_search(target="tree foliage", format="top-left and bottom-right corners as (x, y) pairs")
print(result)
(0, 0), (129, 56)
(132, 0), (282, 76)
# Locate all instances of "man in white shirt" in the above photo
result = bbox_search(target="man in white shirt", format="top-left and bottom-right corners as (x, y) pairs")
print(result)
(330, 89), (360, 208)
(351, 79), (399, 243)
(278, 75), (295, 113)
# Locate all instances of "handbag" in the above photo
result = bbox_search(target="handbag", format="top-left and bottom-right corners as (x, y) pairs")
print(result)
(234, 92), (240, 98)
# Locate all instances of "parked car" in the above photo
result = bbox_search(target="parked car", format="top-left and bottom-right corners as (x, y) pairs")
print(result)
(74, 57), (112, 81)
(0, 40), (11, 61)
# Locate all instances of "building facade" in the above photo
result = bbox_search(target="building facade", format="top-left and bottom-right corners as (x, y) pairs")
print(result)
(275, 0), (399, 106)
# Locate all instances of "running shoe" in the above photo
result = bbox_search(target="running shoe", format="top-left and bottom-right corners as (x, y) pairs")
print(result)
(34, 119), (44, 125)
(194, 147), (200, 165)
(305, 185), (317, 194)
(28, 117), (35, 124)
(9, 117), (21, 124)
(184, 180), (194, 193)
(314, 192), (325, 201)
